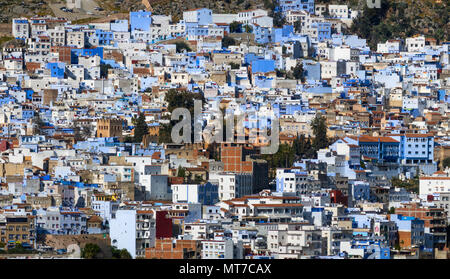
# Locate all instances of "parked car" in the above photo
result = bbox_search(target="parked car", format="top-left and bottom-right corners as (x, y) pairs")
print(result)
(56, 249), (67, 255)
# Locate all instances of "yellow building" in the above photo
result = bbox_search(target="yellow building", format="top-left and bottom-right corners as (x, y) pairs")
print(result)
(96, 118), (123, 138)
(0, 216), (35, 250)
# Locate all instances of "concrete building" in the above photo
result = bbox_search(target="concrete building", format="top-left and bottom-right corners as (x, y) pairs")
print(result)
(110, 209), (156, 258)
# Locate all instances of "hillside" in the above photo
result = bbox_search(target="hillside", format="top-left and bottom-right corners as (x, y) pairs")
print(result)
(99, 0), (268, 22)
(350, 0), (449, 48)
(0, 0), (54, 23)
(0, 0), (447, 48)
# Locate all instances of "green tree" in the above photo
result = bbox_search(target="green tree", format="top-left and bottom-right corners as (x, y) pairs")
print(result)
(123, 135), (134, 143)
(133, 112), (148, 143)
(175, 41), (191, 53)
(111, 246), (132, 259)
(391, 177), (419, 193)
(263, 0), (275, 10)
(164, 89), (205, 115)
(360, 160), (366, 169)
(7, 243), (32, 254)
(311, 114), (329, 152)
(243, 24), (253, 33)
(100, 63), (112, 78)
(270, 0), (286, 28)
(207, 141), (220, 160)
(222, 36), (236, 48)
(158, 89), (205, 144)
(32, 112), (45, 135)
(229, 21), (241, 33)
(276, 69), (286, 78)
(304, 137), (315, 158)
(293, 134), (309, 159)
(442, 157), (450, 169)
(177, 166), (186, 178)
(229, 62), (240, 69)
(273, 12), (285, 28)
(293, 134), (315, 159)
(349, 0), (403, 49)
(131, 114), (139, 126)
(119, 249), (132, 259)
(292, 62), (305, 82)
(193, 174), (203, 184)
(81, 243), (101, 259)
(294, 20), (302, 33)
(72, 124), (91, 142)
(263, 144), (295, 177)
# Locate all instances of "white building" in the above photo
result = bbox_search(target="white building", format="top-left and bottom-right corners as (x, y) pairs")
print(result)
(329, 139), (361, 168)
(110, 209), (156, 258)
(171, 182), (218, 205)
(237, 9), (268, 24)
(405, 35), (426, 52)
(419, 173), (450, 196)
(201, 239), (242, 259)
(328, 5), (349, 19)
(183, 8), (213, 25)
(67, 31), (85, 48)
(275, 168), (313, 195)
(12, 18), (30, 39)
(377, 40), (403, 53)
(267, 223), (323, 258)
(209, 172), (252, 201)
(47, 26), (66, 46)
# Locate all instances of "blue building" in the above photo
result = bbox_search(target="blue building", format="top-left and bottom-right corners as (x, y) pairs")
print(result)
(345, 238), (391, 259)
(95, 30), (114, 46)
(251, 59), (275, 74)
(390, 134), (434, 164)
(390, 214), (425, 250)
(183, 8), (213, 26)
(130, 11), (152, 31)
(71, 47), (104, 64)
(358, 135), (400, 163)
(272, 25), (294, 43)
(244, 53), (263, 65)
(279, 0), (315, 14)
(46, 62), (65, 79)
(313, 22), (331, 42)
(24, 88), (34, 100)
(254, 25), (271, 44)
(254, 76), (274, 88)
(303, 60), (321, 81)
(350, 181), (370, 202)
(110, 20), (129, 32)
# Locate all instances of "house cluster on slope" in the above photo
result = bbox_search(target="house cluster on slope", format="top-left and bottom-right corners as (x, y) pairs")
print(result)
(0, 0), (449, 259)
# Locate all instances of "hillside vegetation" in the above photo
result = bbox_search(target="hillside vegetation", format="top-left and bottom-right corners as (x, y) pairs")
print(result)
(89, 0), (450, 45)
(0, 0), (447, 48)
(350, 0), (449, 48)
(99, 0), (267, 22)
(0, 0), (54, 23)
